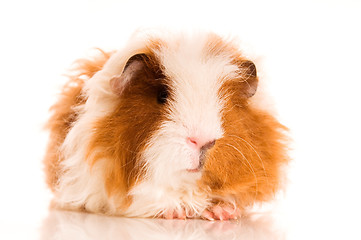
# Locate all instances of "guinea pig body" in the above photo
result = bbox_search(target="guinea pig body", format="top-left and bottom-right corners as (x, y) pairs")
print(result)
(44, 31), (288, 220)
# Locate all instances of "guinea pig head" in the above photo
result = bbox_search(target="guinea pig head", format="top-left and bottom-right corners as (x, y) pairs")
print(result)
(136, 40), (261, 188)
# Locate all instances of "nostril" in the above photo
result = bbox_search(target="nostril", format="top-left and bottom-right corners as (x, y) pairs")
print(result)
(187, 137), (198, 148)
(187, 137), (217, 151)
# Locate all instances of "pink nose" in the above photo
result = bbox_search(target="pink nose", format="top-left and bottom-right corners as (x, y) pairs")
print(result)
(187, 137), (198, 148)
(186, 137), (216, 151)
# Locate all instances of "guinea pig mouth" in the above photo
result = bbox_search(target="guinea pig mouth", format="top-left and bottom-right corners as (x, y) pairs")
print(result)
(186, 168), (201, 173)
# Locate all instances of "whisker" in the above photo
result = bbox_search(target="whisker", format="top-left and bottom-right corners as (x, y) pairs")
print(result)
(222, 143), (258, 198)
(226, 134), (269, 185)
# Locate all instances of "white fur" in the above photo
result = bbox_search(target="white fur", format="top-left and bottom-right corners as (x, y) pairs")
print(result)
(54, 34), (151, 213)
(124, 33), (241, 217)
(55, 31), (247, 217)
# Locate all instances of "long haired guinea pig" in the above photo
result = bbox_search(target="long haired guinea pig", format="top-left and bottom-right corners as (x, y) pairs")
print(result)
(44, 31), (289, 220)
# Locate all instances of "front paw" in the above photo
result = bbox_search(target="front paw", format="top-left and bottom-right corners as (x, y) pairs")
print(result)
(201, 204), (241, 221)
(159, 208), (187, 220)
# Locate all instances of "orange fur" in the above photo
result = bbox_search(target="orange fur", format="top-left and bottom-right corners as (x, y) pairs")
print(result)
(44, 35), (289, 217)
(198, 36), (289, 209)
(44, 50), (112, 191)
(86, 51), (168, 210)
(201, 101), (288, 208)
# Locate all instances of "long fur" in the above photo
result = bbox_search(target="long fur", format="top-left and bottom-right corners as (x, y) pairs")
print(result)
(44, 31), (289, 218)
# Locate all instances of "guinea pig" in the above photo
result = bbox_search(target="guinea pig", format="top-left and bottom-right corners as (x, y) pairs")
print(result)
(44, 31), (289, 220)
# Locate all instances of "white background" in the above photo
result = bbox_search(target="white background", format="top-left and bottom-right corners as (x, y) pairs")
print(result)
(0, 0), (360, 239)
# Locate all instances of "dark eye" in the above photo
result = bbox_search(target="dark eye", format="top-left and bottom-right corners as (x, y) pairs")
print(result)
(157, 88), (168, 104)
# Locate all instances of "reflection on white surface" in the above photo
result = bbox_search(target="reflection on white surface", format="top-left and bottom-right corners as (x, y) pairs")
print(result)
(41, 210), (284, 240)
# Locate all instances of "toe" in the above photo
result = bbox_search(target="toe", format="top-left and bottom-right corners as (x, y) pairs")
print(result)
(222, 205), (239, 219)
(212, 205), (226, 220)
(175, 208), (186, 219)
(201, 209), (215, 221)
(164, 209), (174, 219)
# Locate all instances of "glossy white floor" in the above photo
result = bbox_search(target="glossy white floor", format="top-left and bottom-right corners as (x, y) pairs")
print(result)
(1, 1), (360, 239)
(40, 210), (285, 240)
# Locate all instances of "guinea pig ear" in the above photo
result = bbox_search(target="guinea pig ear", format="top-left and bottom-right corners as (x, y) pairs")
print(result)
(110, 53), (150, 95)
(239, 60), (258, 98)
